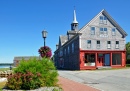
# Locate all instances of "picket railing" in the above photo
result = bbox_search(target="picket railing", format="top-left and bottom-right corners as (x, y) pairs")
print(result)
(0, 70), (12, 78)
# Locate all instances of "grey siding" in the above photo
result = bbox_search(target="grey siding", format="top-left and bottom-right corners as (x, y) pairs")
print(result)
(63, 36), (80, 70)
(80, 14), (125, 50)
(54, 36), (80, 70)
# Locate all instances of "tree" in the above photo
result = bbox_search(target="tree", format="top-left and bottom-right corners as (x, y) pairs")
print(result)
(126, 42), (130, 59)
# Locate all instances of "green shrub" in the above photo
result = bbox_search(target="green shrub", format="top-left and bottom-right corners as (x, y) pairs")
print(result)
(126, 59), (130, 64)
(6, 57), (58, 90)
(6, 73), (22, 90)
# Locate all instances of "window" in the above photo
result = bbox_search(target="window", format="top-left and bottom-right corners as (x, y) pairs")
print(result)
(100, 28), (104, 34)
(87, 40), (91, 48)
(91, 27), (95, 35)
(60, 50), (63, 56)
(112, 53), (121, 65)
(84, 53), (95, 66)
(107, 41), (111, 48)
(64, 49), (66, 55)
(97, 41), (100, 48)
(100, 16), (103, 23)
(100, 28), (108, 37)
(116, 41), (119, 49)
(104, 16), (107, 24)
(104, 16), (107, 20)
(72, 43), (74, 53)
(104, 28), (107, 35)
(112, 28), (116, 36)
(99, 16), (107, 24)
(68, 46), (69, 54)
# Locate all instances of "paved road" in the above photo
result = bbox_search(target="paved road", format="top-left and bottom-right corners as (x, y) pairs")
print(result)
(58, 68), (130, 91)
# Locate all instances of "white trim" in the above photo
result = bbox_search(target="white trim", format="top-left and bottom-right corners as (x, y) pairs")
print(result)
(79, 35), (81, 48)
(115, 44), (119, 49)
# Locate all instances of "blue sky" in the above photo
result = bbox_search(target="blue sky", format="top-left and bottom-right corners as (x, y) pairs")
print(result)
(0, 0), (129, 63)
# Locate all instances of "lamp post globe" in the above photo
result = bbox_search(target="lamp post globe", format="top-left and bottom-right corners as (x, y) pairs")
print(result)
(42, 30), (48, 47)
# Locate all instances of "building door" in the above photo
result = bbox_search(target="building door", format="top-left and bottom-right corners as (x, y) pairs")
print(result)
(98, 57), (104, 66)
(104, 54), (110, 66)
(97, 54), (104, 66)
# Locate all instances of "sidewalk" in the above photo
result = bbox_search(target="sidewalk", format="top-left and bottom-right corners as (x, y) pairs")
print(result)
(58, 76), (100, 91)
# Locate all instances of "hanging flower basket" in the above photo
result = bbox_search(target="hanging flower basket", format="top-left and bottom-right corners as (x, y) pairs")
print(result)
(38, 46), (52, 58)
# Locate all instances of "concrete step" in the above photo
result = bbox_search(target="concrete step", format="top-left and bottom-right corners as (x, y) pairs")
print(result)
(97, 66), (112, 70)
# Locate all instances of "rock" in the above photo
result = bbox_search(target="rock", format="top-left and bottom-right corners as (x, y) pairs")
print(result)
(2, 87), (63, 91)
(0, 78), (7, 82)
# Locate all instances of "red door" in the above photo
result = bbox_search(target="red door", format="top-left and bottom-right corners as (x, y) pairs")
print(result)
(98, 57), (104, 66)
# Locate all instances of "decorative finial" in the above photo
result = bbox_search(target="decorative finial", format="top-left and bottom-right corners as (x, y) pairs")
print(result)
(72, 6), (78, 23)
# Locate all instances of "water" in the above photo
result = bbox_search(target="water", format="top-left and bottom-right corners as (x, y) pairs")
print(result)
(0, 65), (10, 68)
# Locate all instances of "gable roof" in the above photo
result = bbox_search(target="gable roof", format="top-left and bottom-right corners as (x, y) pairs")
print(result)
(67, 30), (78, 34)
(14, 56), (41, 60)
(79, 9), (127, 37)
(59, 35), (68, 46)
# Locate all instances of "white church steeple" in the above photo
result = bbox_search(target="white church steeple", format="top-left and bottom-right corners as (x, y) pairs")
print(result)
(72, 9), (78, 23)
(71, 8), (78, 31)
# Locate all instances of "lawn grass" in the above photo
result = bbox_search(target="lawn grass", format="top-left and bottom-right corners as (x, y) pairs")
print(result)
(0, 81), (6, 90)
(0, 68), (9, 71)
(126, 64), (130, 67)
(0, 68), (16, 71)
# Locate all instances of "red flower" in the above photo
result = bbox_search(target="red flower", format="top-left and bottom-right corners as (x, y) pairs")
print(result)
(38, 46), (52, 58)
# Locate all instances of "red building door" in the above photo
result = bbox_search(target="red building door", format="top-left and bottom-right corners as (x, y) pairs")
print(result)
(98, 57), (104, 66)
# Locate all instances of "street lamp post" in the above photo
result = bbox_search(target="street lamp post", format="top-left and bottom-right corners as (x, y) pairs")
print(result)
(42, 30), (48, 47)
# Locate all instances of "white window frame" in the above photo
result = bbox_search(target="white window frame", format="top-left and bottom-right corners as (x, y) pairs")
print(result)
(104, 28), (108, 35)
(115, 41), (119, 49)
(100, 28), (104, 34)
(100, 28), (108, 34)
(87, 40), (91, 48)
(107, 41), (111, 49)
(91, 27), (95, 35)
(112, 28), (116, 36)
(99, 16), (107, 24)
(100, 28), (108, 37)
(100, 16), (103, 23)
(97, 40), (100, 49)
(104, 16), (107, 24)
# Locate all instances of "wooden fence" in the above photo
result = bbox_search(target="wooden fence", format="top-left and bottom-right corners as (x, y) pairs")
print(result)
(0, 70), (12, 78)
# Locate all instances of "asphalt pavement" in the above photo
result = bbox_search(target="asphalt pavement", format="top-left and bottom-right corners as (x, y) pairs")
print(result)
(58, 68), (130, 91)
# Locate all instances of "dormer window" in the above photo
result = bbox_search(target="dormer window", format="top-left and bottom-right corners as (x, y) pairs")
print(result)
(91, 27), (95, 35)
